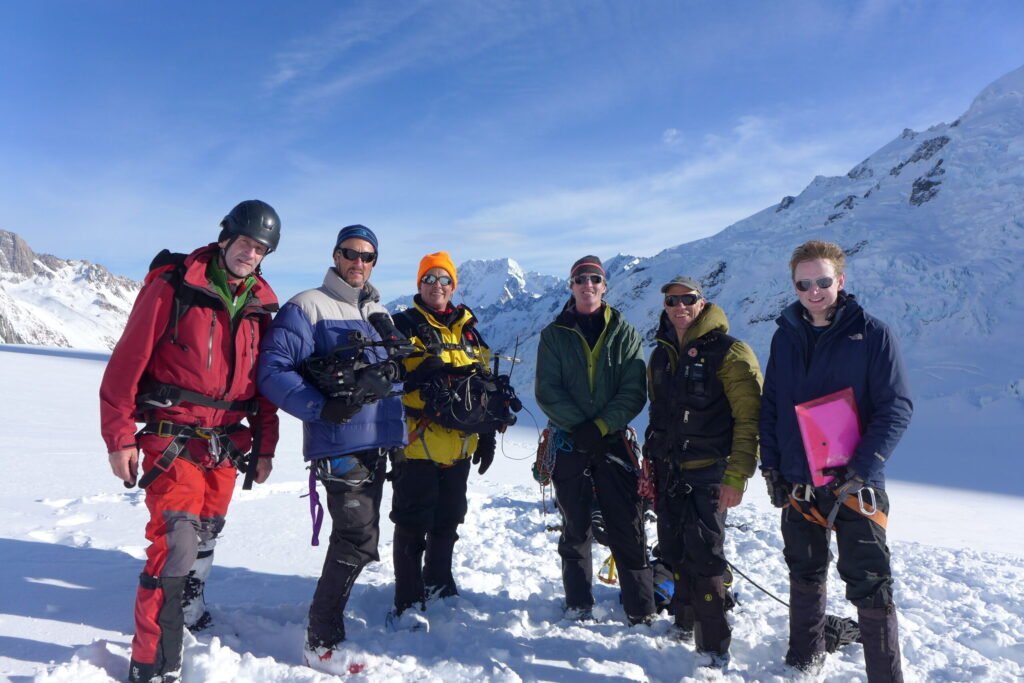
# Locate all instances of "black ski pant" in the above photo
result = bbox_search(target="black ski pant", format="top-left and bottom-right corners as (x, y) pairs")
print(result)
(390, 458), (471, 612)
(308, 451), (386, 646)
(551, 436), (655, 620)
(782, 486), (902, 681)
(655, 462), (731, 656)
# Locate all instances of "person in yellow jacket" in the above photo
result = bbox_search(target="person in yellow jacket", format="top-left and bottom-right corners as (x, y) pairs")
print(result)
(386, 251), (498, 630)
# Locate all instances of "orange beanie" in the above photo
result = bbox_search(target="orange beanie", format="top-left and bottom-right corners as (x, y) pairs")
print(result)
(417, 251), (457, 288)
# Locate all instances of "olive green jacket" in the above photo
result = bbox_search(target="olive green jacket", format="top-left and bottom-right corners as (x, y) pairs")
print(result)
(648, 303), (763, 490)
(535, 300), (646, 435)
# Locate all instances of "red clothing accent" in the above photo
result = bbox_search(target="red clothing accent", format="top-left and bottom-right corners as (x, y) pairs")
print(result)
(99, 243), (280, 455)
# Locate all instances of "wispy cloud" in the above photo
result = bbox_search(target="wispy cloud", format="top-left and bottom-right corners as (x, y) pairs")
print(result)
(452, 113), (869, 274)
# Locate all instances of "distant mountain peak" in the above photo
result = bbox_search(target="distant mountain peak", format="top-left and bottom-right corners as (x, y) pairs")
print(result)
(0, 230), (139, 349)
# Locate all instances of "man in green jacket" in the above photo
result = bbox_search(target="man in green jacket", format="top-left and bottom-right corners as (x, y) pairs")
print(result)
(535, 255), (655, 625)
(645, 275), (762, 667)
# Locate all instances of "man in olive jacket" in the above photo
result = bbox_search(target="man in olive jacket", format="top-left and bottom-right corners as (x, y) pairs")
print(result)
(535, 255), (655, 625)
(646, 276), (762, 666)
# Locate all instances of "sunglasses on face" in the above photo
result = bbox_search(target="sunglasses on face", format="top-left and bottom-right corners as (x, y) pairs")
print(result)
(795, 276), (835, 292)
(571, 274), (604, 286)
(337, 247), (377, 263)
(420, 274), (454, 287)
(664, 293), (700, 307)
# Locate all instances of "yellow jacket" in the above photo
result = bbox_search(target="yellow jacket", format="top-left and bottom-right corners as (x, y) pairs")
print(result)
(392, 301), (492, 465)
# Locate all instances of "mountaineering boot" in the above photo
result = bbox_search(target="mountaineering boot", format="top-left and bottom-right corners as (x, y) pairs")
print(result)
(385, 605), (430, 633)
(858, 604), (904, 683)
(785, 579), (827, 672)
(423, 532), (459, 599)
(393, 525), (427, 613)
(182, 548), (214, 632)
(563, 604), (595, 622)
(127, 659), (181, 683)
(303, 626), (348, 675)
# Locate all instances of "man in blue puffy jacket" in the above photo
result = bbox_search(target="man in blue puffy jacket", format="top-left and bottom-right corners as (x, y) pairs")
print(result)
(257, 225), (406, 673)
(759, 240), (912, 682)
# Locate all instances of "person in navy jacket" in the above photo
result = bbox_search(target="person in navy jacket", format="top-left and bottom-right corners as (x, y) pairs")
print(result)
(759, 240), (912, 682)
(257, 225), (406, 673)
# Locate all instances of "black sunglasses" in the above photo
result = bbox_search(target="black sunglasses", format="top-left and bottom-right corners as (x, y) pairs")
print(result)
(795, 277), (835, 292)
(337, 247), (377, 263)
(421, 274), (454, 286)
(571, 274), (604, 285)
(664, 293), (700, 307)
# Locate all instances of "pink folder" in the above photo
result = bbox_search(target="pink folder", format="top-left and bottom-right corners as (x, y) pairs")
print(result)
(795, 387), (862, 487)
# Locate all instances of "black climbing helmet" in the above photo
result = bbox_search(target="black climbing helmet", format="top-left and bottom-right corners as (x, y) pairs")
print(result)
(218, 199), (281, 254)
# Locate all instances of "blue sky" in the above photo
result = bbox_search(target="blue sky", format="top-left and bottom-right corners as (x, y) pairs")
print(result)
(2, 1), (1022, 300)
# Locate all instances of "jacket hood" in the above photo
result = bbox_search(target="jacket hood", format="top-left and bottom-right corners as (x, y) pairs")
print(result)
(656, 302), (730, 347)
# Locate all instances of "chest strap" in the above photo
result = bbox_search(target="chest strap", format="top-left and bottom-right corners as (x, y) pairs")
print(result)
(137, 383), (259, 414)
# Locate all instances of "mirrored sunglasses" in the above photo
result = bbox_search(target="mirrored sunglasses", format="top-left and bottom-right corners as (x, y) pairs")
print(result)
(795, 276), (835, 292)
(338, 247), (377, 263)
(421, 274), (454, 286)
(571, 274), (604, 285)
(664, 293), (700, 307)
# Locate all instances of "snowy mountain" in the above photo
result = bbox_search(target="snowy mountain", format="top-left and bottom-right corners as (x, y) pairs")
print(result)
(434, 67), (1024, 421)
(386, 257), (562, 312)
(0, 230), (139, 350)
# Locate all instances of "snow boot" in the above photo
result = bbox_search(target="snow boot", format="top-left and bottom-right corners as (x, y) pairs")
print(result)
(385, 605), (430, 633)
(563, 604), (595, 622)
(182, 548), (214, 632)
(423, 531), (459, 599)
(303, 627), (348, 675)
(858, 604), (904, 682)
(785, 579), (827, 672)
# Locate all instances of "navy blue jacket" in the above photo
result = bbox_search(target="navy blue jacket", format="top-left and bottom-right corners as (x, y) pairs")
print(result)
(759, 294), (912, 488)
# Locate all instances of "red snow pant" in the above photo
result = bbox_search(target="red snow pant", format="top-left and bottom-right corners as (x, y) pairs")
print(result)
(130, 446), (236, 673)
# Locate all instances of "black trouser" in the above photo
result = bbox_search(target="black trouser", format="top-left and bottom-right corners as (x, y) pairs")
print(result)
(307, 452), (386, 645)
(783, 486), (902, 681)
(390, 458), (471, 611)
(655, 461), (731, 655)
(551, 435), (655, 620)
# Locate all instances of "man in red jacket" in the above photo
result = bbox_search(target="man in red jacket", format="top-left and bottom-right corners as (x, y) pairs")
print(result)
(99, 200), (282, 683)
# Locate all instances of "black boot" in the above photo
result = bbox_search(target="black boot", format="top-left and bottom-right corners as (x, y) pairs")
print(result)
(786, 579), (827, 671)
(858, 604), (904, 683)
(423, 532), (459, 599)
(393, 525), (427, 612)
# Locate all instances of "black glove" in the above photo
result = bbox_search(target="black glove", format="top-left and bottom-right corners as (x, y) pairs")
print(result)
(320, 398), (361, 424)
(473, 431), (496, 475)
(385, 448), (406, 481)
(762, 468), (791, 508)
(403, 356), (447, 392)
(571, 421), (606, 455)
(822, 466), (865, 499)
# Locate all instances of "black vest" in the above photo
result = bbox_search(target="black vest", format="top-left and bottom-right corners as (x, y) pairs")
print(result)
(648, 330), (736, 463)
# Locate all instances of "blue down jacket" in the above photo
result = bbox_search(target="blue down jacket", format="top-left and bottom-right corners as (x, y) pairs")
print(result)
(759, 294), (912, 488)
(257, 269), (406, 466)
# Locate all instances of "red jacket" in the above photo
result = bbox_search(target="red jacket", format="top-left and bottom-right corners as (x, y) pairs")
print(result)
(99, 244), (280, 457)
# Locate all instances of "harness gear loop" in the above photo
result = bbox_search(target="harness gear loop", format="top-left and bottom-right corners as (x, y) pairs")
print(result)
(134, 421), (247, 489)
(598, 555), (618, 585)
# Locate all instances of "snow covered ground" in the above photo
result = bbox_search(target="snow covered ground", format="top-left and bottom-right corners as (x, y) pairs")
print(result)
(1, 348), (1022, 682)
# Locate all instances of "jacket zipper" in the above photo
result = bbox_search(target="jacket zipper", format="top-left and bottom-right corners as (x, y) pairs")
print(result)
(207, 315), (216, 370)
